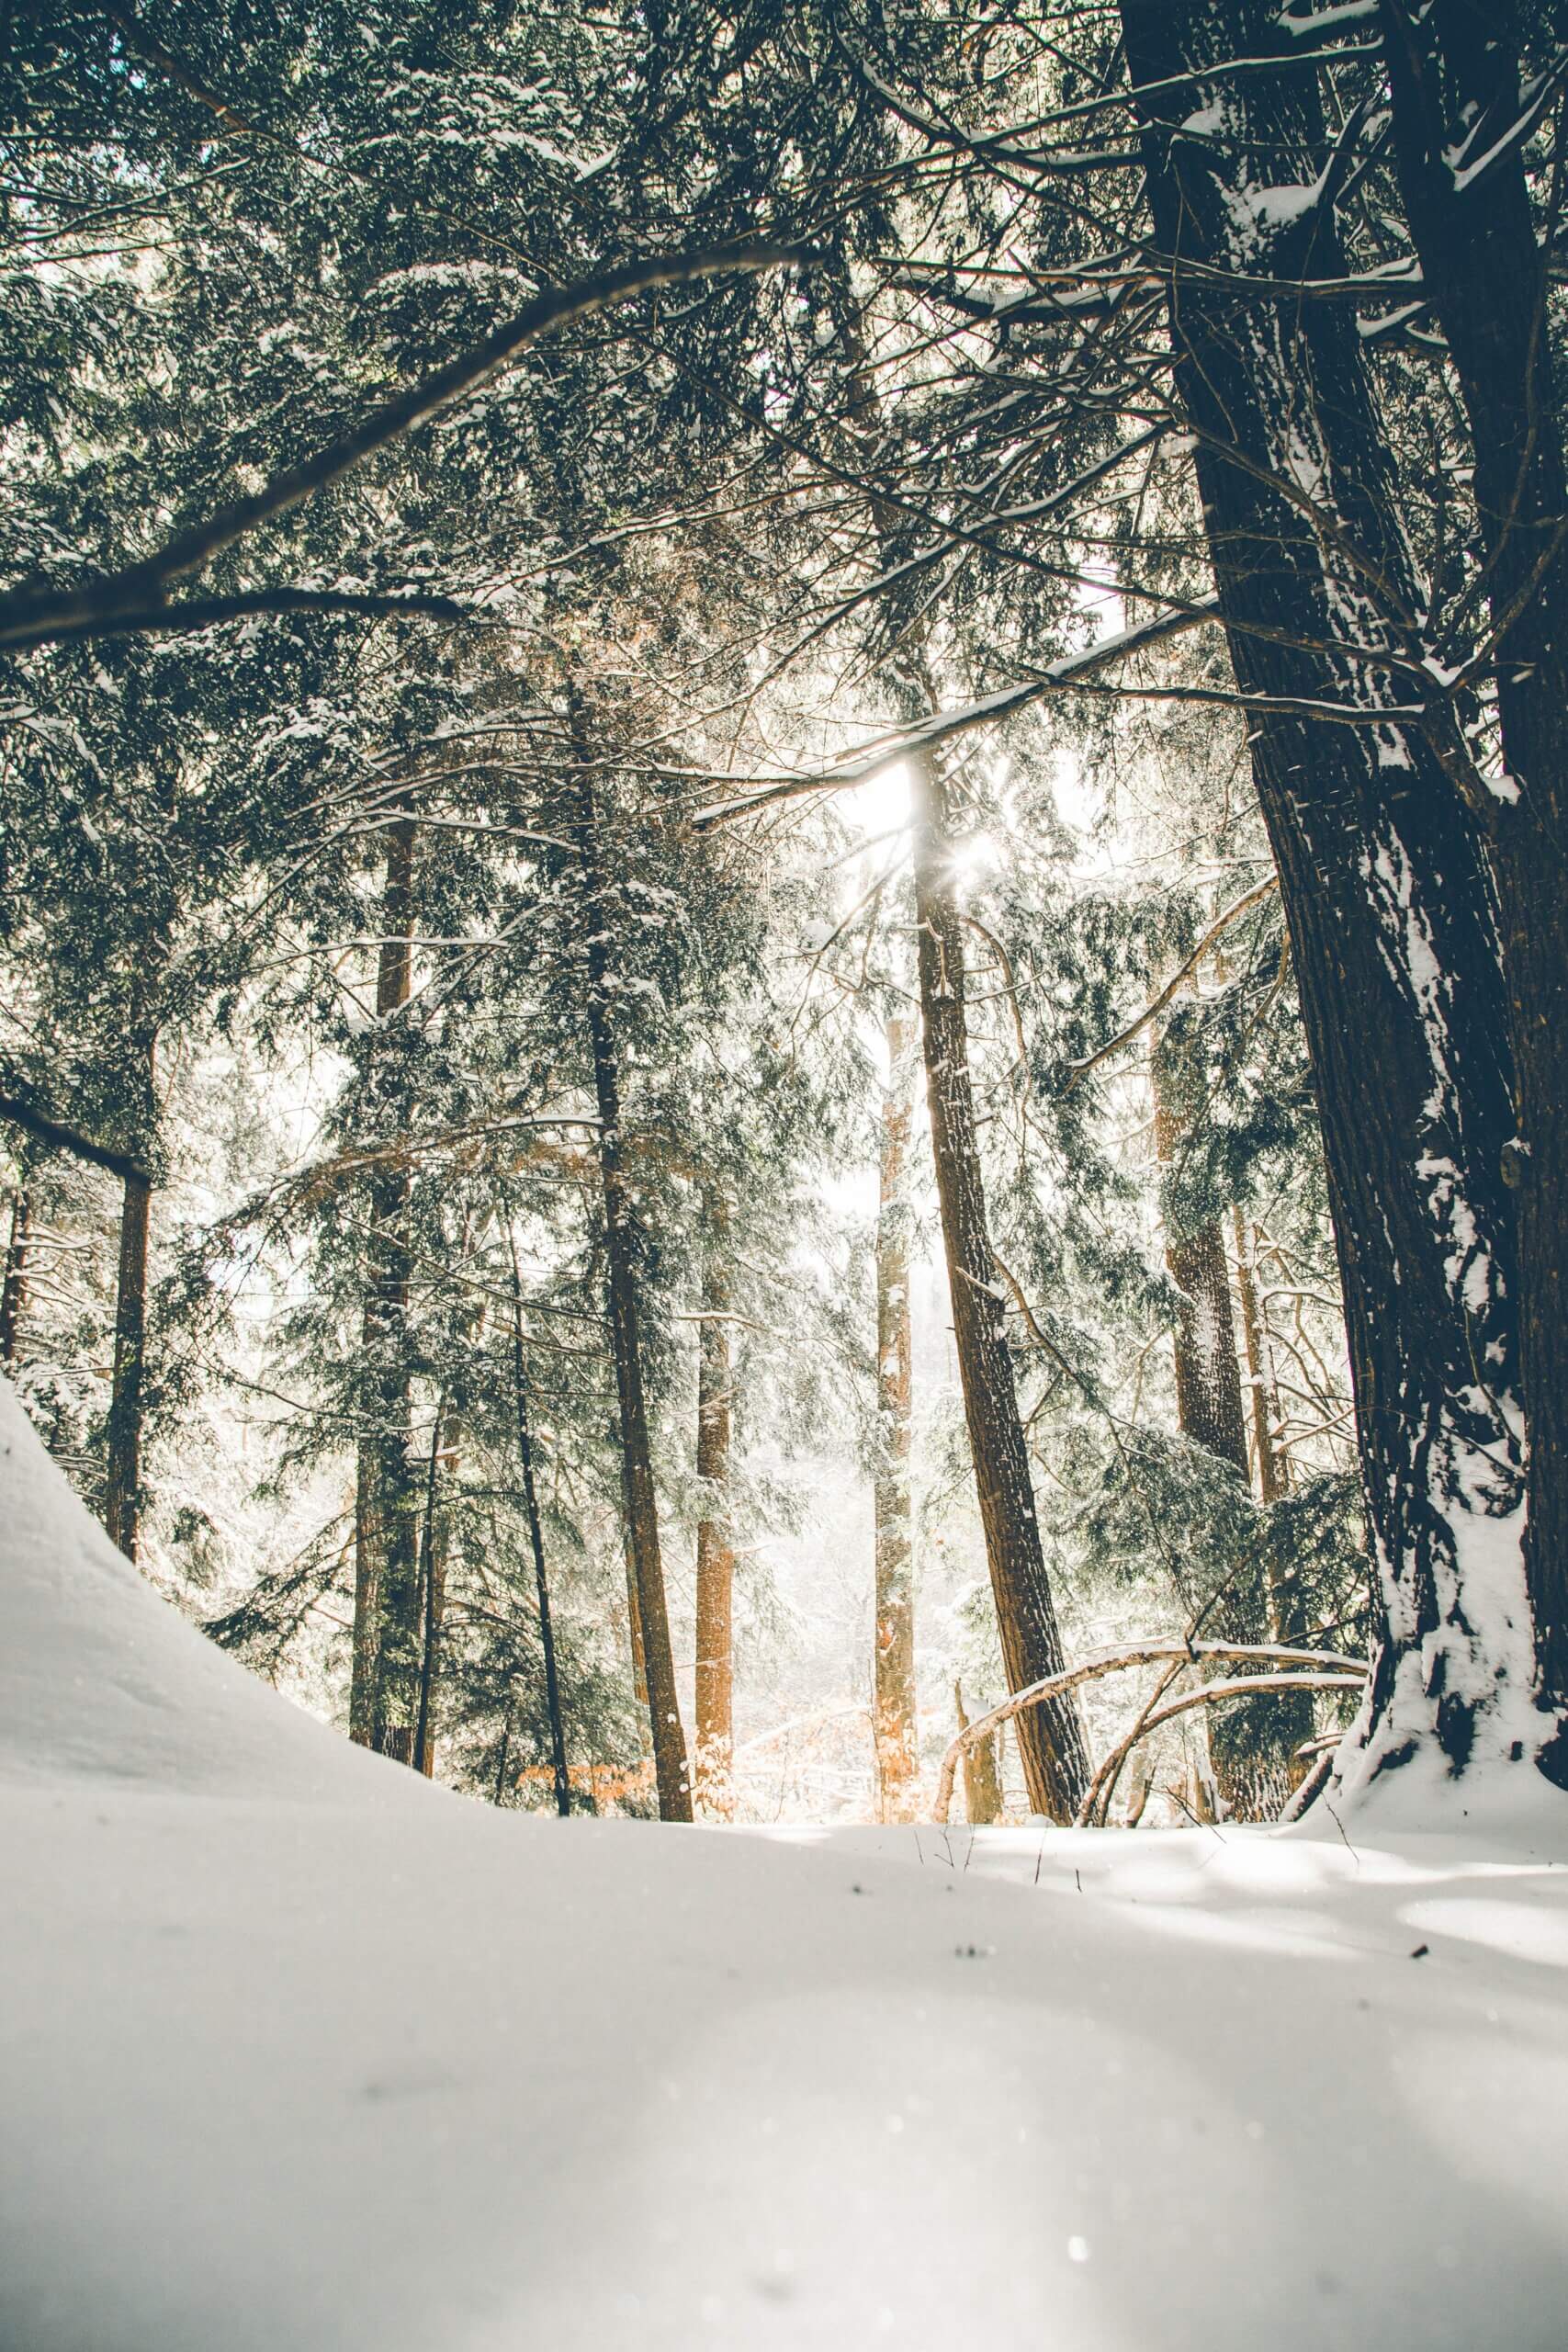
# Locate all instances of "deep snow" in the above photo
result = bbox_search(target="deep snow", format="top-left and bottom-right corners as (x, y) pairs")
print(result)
(3, 1377), (1566, 2349)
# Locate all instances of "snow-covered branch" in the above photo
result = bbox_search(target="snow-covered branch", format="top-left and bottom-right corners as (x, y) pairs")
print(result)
(931, 1638), (1368, 1824)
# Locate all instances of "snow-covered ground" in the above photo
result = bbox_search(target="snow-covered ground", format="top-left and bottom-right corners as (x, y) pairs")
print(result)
(4, 1378), (1566, 2349)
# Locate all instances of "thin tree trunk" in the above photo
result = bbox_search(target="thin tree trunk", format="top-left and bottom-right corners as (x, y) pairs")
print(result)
(694, 1190), (736, 1821)
(1232, 1210), (1287, 1508)
(874, 1013), (920, 1822)
(1122, 0), (1528, 1796)
(511, 1248), (571, 1817)
(1153, 1030), (1299, 1815)
(349, 1446), (379, 1748)
(835, 286), (1083, 1815)
(954, 1681), (1003, 1826)
(103, 1163), (152, 1562)
(1152, 1050), (1250, 1476)
(1378, 0), (1568, 1774)
(356, 819), (420, 1763)
(0, 1190), (30, 1364)
(574, 771), (692, 1822)
(412, 1396), (446, 1780)
(913, 751), (1089, 1821)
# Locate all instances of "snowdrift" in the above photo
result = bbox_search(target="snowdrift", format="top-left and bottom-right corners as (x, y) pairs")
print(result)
(3, 1377), (1567, 2349)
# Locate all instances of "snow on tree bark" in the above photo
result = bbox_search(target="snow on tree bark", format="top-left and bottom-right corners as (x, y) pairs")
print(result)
(0, 1192), (30, 1366)
(1377, 0), (1568, 1778)
(1122, 0), (1535, 1797)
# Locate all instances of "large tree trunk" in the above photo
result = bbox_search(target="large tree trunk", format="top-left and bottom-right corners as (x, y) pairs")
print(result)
(693, 1190), (736, 1820)
(575, 775), (692, 1822)
(1122, 0), (1529, 1800)
(1377, 0), (1568, 1775)
(103, 1163), (152, 1563)
(353, 820), (420, 1762)
(0, 1190), (30, 1364)
(912, 752), (1089, 1820)
(873, 1014), (920, 1822)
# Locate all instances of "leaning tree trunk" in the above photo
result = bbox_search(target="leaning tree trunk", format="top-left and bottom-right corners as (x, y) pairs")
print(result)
(1378, 0), (1568, 1776)
(0, 1190), (30, 1364)
(1152, 1027), (1299, 1816)
(1122, 0), (1529, 1800)
(574, 774), (692, 1822)
(103, 1161), (152, 1563)
(874, 1013), (920, 1822)
(693, 1190), (736, 1820)
(833, 281), (1084, 1815)
(353, 820), (420, 1761)
(912, 752), (1089, 1820)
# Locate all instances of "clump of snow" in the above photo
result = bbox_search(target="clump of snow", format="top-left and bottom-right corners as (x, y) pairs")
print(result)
(3, 1380), (1567, 2348)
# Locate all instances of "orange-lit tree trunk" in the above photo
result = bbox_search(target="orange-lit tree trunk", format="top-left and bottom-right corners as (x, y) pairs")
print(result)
(693, 1191), (735, 1819)
(954, 1682), (1003, 1826)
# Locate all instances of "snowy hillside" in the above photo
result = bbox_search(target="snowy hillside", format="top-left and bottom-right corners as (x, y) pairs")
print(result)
(4, 1379), (1566, 2348)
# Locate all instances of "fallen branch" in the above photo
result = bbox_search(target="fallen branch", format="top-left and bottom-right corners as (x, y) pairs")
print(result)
(931, 1636), (1368, 1824)
(1077, 1679), (1365, 1827)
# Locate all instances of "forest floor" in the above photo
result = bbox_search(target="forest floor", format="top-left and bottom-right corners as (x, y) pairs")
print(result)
(3, 1377), (1567, 2351)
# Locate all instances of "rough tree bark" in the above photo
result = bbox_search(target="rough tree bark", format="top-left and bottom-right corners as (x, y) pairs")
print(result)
(873, 1014), (920, 1822)
(574, 772), (692, 1822)
(1377, 0), (1568, 1776)
(693, 1190), (736, 1821)
(913, 751), (1089, 1820)
(1232, 1210), (1288, 1509)
(103, 1162), (152, 1563)
(0, 1191), (31, 1363)
(1122, 0), (1531, 1799)
(352, 820), (420, 1761)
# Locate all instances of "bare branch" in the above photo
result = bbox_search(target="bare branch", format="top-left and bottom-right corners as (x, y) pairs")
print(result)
(0, 1091), (150, 1187)
(1062, 876), (1280, 1092)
